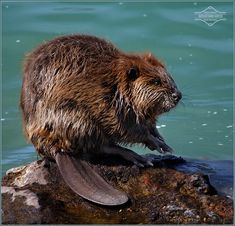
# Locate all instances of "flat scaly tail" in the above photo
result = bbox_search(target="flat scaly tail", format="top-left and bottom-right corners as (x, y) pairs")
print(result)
(55, 152), (128, 206)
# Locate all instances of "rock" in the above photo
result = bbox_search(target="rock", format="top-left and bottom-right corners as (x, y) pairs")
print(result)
(171, 158), (233, 198)
(1, 155), (233, 224)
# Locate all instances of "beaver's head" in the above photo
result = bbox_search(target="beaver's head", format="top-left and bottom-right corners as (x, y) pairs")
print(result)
(114, 52), (182, 120)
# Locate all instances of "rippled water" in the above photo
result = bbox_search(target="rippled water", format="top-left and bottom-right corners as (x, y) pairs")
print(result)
(2, 2), (233, 175)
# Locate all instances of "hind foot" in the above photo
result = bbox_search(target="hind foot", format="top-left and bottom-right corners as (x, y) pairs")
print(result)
(102, 145), (153, 167)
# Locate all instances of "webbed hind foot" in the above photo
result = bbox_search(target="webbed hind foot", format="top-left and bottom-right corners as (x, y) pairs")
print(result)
(102, 145), (153, 167)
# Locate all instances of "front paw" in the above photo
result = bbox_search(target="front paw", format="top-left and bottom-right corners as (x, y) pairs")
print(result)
(145, 136), (173, 154)
(158, 142), (173, 154)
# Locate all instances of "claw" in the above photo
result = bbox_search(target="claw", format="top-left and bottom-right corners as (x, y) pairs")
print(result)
(146, 133), (174, 154)
(146, 160), (154, 167)
(133, 161), (145, 168)
(159, 143), (174, 154)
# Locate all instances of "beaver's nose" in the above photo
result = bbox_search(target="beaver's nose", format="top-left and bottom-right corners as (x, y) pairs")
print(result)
(172, 91), (182, 103)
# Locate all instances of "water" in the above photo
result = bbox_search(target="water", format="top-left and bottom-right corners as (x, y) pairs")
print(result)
(2, 2), (233, 175)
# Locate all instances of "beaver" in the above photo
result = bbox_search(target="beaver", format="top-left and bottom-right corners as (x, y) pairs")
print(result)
(20, 34), (182, 206)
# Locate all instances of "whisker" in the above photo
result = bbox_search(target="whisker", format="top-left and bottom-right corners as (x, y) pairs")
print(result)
(181, 95), (191, 100)
(179, 101), (186, 108)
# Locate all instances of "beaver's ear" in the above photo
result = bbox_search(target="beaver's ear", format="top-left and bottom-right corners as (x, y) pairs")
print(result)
(143, 52), (164, 67)
(127, 67), (139, 81)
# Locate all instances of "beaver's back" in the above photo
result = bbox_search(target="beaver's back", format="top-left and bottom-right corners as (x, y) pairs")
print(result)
(22, 35), (120, 103)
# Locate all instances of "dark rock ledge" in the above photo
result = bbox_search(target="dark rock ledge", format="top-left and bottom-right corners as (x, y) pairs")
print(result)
(1, 155), (233, 224)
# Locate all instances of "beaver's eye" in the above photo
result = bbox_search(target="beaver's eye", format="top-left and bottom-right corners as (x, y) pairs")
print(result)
(127, 68), (139, 81)
(153, 78), (161, 86)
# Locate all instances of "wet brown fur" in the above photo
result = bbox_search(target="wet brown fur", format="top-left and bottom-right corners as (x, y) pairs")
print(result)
(20, 34), (180, 158)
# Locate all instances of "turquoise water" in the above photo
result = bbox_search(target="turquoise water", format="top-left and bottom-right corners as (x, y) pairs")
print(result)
(2, 2), (233, 175)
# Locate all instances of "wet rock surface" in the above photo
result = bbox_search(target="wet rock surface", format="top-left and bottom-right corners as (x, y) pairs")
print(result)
(1, 154), (233, 224)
